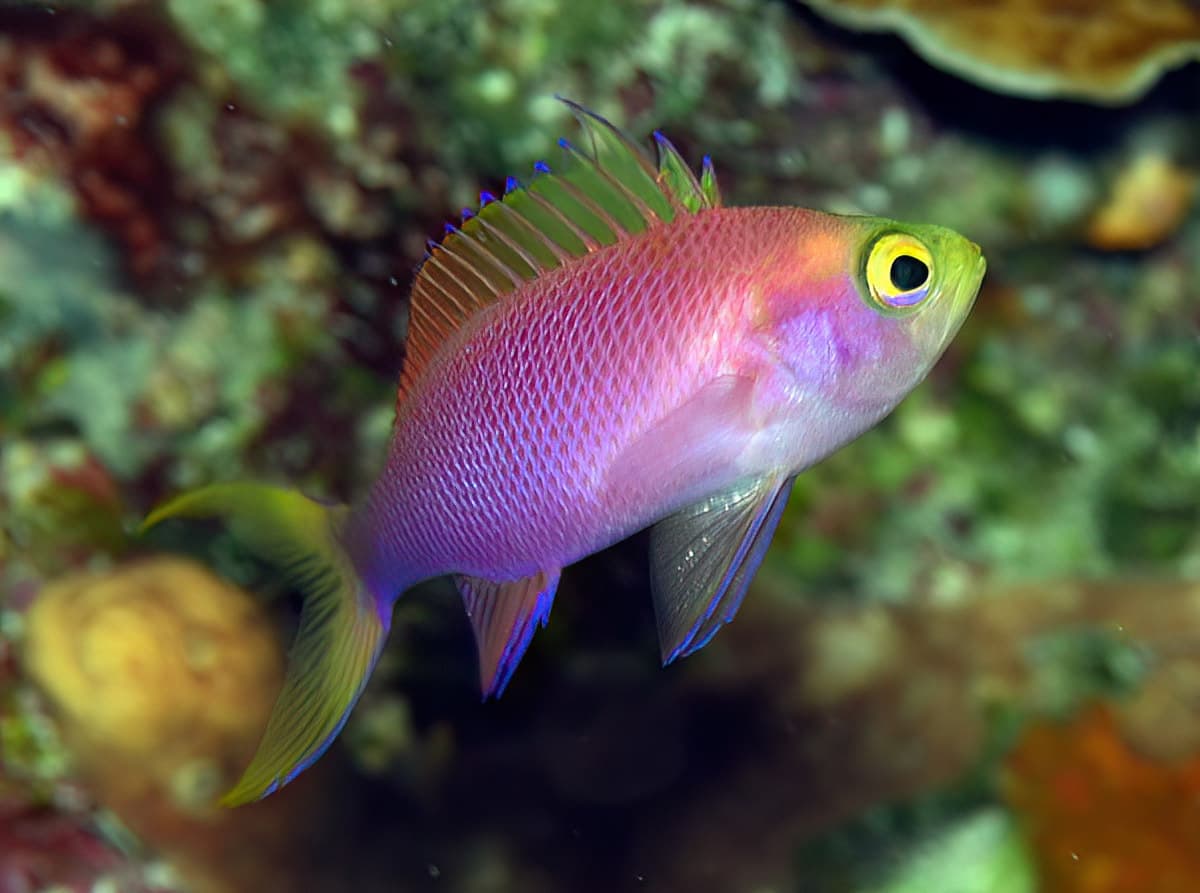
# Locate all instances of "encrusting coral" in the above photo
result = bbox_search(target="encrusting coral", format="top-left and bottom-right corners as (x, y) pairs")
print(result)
(798, 0), (1200, 104)
(1005, 706), (1200, 892)
(19, 557), (323, 892)
(0, 6), (185, 281)
(1086, 153), (1197, 251)
(23, 557), (282, 791)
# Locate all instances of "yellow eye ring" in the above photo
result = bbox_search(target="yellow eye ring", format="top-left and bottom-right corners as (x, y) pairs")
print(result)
(865, 233), (934, 311)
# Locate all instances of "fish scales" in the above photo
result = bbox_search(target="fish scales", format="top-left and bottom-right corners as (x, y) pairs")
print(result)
(362, 208), (786, 587)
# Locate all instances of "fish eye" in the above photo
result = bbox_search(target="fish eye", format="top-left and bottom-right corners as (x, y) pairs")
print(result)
(889, 254), (928, 291)
(865, 233), (935, 311)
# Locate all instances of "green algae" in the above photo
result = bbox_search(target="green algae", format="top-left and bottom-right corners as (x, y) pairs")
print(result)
(166, 0), (395, 136)
(825, 811), (1036, 893)
(156, 0), (802, 209)
(858, 810), (1036, 893)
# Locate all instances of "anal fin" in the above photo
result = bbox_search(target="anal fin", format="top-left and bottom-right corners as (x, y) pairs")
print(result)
(455, 569), (560, 698)
(650, 474), (795, 664)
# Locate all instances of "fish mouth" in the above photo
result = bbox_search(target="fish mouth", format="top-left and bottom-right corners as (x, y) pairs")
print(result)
(936, 246), (986, 349)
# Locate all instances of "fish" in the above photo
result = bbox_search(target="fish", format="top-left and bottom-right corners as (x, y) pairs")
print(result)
(144, 99), (986, 805)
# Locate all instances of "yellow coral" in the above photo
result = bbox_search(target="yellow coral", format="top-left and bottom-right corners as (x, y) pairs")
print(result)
(799, 0), (1200, 104)
(23, 557), (283, 805)
(1086, 154), (1197, 251)
(22, 558), (319, 892)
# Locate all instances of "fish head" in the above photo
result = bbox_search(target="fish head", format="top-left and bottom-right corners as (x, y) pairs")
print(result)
(754, 213), (985, 423)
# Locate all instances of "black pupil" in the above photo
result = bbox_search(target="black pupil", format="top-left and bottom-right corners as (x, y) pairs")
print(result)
(890, 254), (928, 291)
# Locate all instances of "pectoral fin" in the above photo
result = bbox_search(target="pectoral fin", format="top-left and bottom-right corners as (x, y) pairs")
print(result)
(455, 570), (560, 698)
(650, 475), (795, 664)
(603, 374), (756, 504)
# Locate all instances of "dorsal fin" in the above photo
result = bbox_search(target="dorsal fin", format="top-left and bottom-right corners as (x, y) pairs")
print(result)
(398, 98), (722, 400)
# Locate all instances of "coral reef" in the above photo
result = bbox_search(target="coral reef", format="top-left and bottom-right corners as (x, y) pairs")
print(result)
(1006, 706), (1200, 892)
(624, 576), (1195, 891)
(0, 5), (184, 281)
(797, 0), (1200, 104)
(0, 0), (1197, 889)
(23, 558), (282, 788)
(17, 557), (319, 892)
(1086, 152), (1197, 251)
(0, 802), (179, 893)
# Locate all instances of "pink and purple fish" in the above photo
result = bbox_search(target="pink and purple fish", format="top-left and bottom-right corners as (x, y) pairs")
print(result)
(145, 99), (985, 804)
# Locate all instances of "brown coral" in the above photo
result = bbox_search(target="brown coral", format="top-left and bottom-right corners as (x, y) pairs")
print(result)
(1, 439), (127, 577)
(0, 7), (185, 280)
(799, 0), (1200, 104)
(1005, 705), (1200, 893)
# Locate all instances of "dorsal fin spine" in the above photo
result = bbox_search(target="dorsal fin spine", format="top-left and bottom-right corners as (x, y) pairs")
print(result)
(522, 188), (601, 252)
(441, 230), (520, 296)
(398, 99), (723, 404)
(422, 251), (487, 313)
(564, 99), (675, 221)
(568, 131), (664, 226)
(653, 131), (710, 214)
(417, 254), (474, 317)
(403, 275), (459, 377)
(555, 139), (640, 237)
(424, 291), (458, 330)
(550, 170), (630, 241)
(592, 159), (662, 227)
(701, 155), (720, 206)
(450, 228), (525, 290)
(419, 288), (459, 335)
(420, 282), (469, 332)
(561, 97), (661, 182)
(412, 259), (458, 310)
(498, 198), (577, 262)
(435, 248), (497, 303)
(471, 214), (543, 278)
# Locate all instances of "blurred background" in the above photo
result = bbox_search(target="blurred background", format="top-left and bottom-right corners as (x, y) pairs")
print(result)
(1, 1), (1198, 891)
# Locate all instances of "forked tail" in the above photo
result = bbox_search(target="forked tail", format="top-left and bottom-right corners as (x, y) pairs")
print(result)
(142, 483), (389, 805)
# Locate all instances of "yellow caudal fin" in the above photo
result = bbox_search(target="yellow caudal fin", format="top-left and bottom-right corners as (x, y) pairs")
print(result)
(142, 483), (389, 805)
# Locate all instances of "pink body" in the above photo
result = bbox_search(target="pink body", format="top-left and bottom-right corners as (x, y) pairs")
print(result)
(349, 207), (932, 600)
(148, 106), (984, 806)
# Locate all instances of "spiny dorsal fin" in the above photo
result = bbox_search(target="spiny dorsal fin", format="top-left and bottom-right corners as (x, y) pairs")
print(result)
(399, 98), (722, 400)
